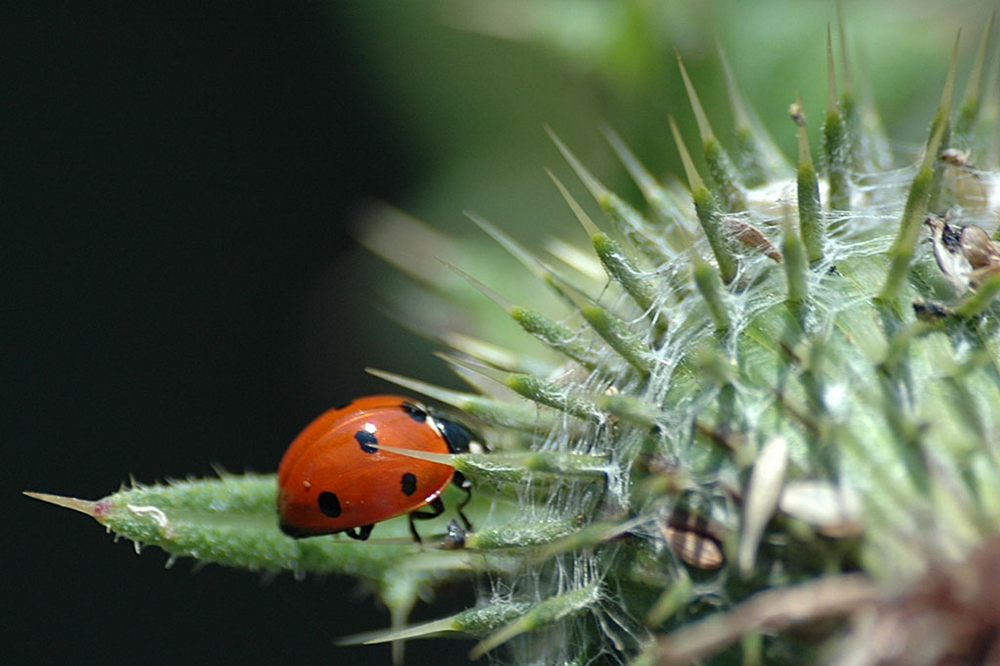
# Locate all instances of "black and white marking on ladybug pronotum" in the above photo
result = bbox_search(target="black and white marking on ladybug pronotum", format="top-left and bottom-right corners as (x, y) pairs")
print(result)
(401, 402), (428, 422)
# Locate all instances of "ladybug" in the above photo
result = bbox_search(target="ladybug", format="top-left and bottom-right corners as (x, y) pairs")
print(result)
(277, 395), (480, 542)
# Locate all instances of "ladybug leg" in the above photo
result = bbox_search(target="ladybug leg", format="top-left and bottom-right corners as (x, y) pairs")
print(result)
(407, 515), (422, 544)
(344, 524), (374, 541)
(408, 497), (446, 544)
(410, 496), (446, 520)
(453, 471), (474, 531)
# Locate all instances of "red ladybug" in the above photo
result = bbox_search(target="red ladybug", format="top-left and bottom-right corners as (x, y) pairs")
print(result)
(277, 395), (479, 542)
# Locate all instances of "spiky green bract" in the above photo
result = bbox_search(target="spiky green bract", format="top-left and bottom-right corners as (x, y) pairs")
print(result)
(644, 572), (693, 627)
(782, 213), (808, 311)
(834, 14), (863, 177)
(791, 95), (824, 263)
(511, 306), (603, 369)
(823, 27), (851, 212)
(954, 12), (995, 147)
(956, 272), (1000, 317)
(549, 170), (666, 333)
(469, 580), (602, 659)
(505, 372), (602, 420)
(669, 116), (739, 284)
(881, 111), (948, 302)
(716, 40), (789, 187)
(580, 303), (656, 377)
(451, 450), (610, 488)
(547, 127), (671, 264)
(365, 367), (562, 431)
(676, 51), (747, 212)
(926, 33), (961, 211)
(441, 259), (605, 372)
(693, 258), (729, 331)
(338, 602), (535, 647)
(590, 233), (658, 314)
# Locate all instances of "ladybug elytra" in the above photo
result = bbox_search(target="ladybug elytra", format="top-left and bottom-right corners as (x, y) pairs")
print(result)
(277, 395), (479, 542)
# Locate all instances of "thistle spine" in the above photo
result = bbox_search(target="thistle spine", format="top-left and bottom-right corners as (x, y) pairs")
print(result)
(823, 27), (851, 212)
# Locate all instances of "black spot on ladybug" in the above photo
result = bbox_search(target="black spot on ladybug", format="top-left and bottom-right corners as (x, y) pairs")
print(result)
(401, 402), (427, 423)
(318, 491), (342, 518)
(401, 472), (417, 496)
(355, 429), (378, 453)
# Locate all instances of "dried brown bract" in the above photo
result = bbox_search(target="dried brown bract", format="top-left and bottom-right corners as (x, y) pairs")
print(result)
(725, 216), (783, 262)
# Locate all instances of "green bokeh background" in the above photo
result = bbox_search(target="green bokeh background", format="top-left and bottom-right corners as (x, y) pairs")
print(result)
(322, 0), (993, 396)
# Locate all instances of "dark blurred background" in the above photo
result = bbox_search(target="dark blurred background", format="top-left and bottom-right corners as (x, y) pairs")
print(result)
(7, 1), (990, 664)
(8, 4), (466, 664)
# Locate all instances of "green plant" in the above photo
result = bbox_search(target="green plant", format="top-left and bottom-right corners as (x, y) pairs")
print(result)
(26, 7), (1000, 665)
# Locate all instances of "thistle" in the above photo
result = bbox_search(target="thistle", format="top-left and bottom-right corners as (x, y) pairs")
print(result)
(25, 7), (1000, 666)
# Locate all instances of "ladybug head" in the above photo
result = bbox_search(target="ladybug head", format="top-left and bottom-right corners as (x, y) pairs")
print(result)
(435, 416), (485, 455)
